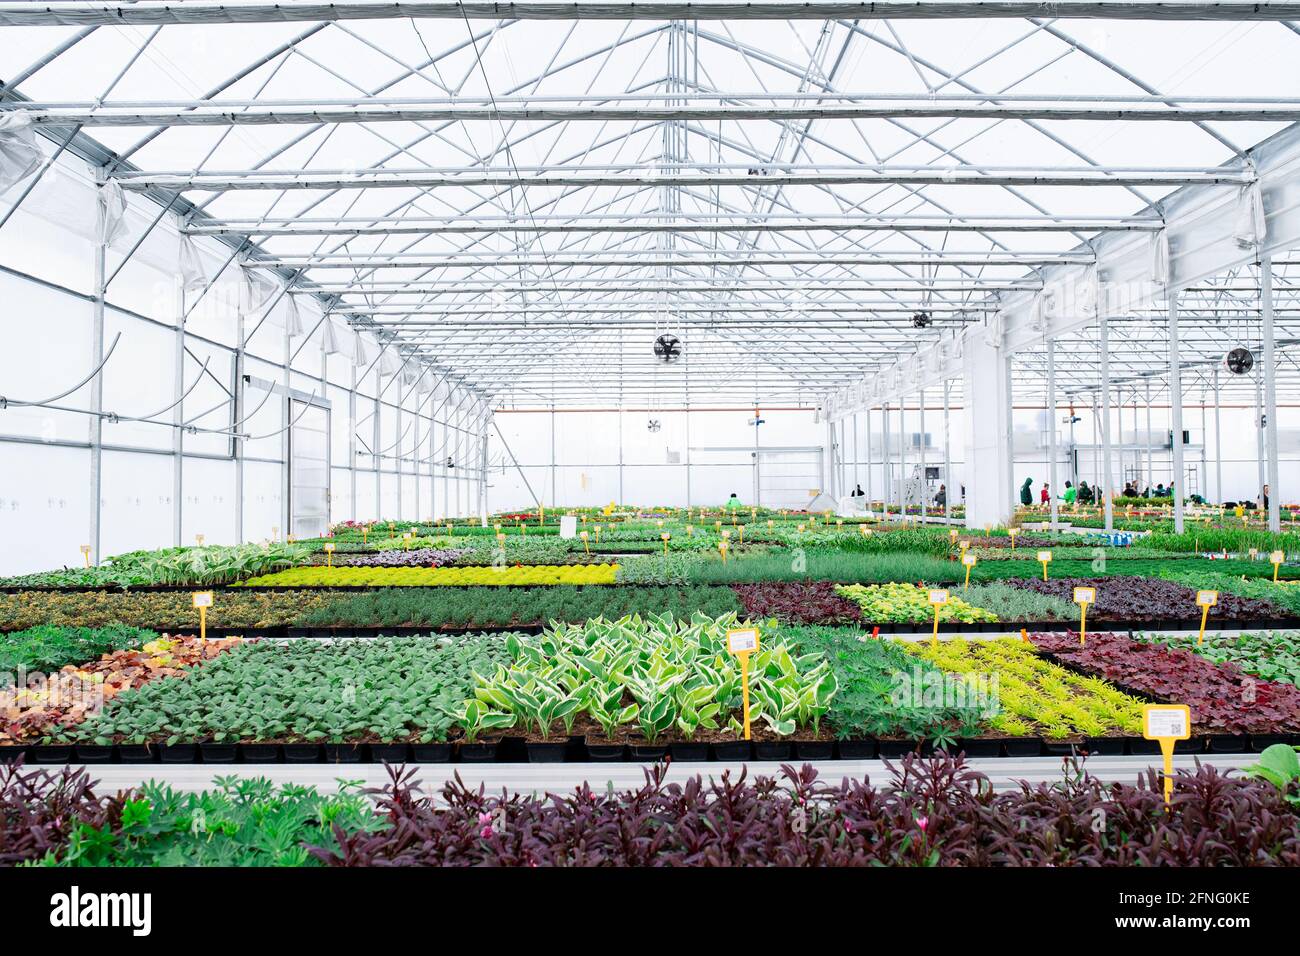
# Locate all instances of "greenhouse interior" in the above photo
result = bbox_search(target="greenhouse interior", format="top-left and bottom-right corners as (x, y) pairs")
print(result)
(1, 0), (1299, 898)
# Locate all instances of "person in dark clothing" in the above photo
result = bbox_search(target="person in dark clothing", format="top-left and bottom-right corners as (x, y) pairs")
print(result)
(935, 484), (946, 507)
(1020, 478), (1033, 506)
(1078, 481), (1094, 505)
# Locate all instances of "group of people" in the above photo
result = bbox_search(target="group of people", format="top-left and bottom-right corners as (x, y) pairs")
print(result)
(1019, 477), (1096, 507)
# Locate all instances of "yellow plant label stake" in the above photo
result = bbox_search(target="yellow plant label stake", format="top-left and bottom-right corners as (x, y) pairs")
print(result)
(1073, 586), (1096, 645)
(661, 532), (670, 556)
(1271, 550), (1285, 582)
(79, 545), (91, 568)
(961, 552), (976, 590)
(580, 530), (589, 555)
(1007, 528), (1019, 551)
(1037, 549), (1052, 581)
(726, 627), (760, 741)
(1195, 590), (1217, 645)
(1142, 704), (1191, 806)
(927, 589), (949, 648)
(192, 591), (213, 641)
(324, 542), (335, 567)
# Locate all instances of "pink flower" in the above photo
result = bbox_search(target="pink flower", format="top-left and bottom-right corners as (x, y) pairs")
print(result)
(843, 819), (854, 833)
(478, 811), (494, 839)
(916, 816), (928, 832)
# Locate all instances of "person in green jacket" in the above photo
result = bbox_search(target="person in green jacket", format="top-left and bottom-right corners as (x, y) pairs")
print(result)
(1061, 481), (1077, 506)
(724, 493), (743, 510)
(1020, 477), (1034, 506)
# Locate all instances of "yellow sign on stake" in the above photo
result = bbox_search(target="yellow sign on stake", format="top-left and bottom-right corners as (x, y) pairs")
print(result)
(1037, 550), (1052, 581)
(726, 627), (760, 741)
(324, 542), (335, 567)
(1195, 590), (1217, 645)
(1271, 550), (1285, 582)
(580, 530), (590, 555)
(1008, 528), (1019, 551)
(1073, 586), (1096, 645)
(79, 545), (91, 568)
(1142, 703), (1191, 806)
(661, 532), (670, 556)
(927, 589), (949, 648)
(961, 552), (976, 589)
(192, 591), (213, 641)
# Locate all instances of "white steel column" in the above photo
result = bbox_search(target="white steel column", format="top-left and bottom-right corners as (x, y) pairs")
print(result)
(1145, 377), (1153, 493)
(1100, 313), (1114, 530)
(1263, 255), (1281, 531)
(1213, 367), (1223, 505)
(1048, 340), (1059, 530)
(919, 387), (928, 519)
(942, 382), (952, 520)
(1169, 292), (1186, 534)
(852, 412), (860, 496)
(962, 330), (1014, 529)
(865, 407), (874, 505)
(882, 402), (892, 519)
(898, 399), (908, 517)
(89, 190), (106, 562)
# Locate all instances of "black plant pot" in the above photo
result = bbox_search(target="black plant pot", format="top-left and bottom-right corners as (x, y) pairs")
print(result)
(1081, 736), (1125, 756)
(669, 742), (709, 762)
(73, 745), (114, 763)
(1205, 734), (1250, 754)
(1250, 733), (1300, 753)
(370, 744), (410, 764)
(240, 744), (280, 763)
(711, 741), (751, 761)
(1042, 739), (1083, 757)
(956, 737), (1003, 758)
(753, 742), (792, 761)
(282, 744), (322, 763)
(0, 746), (26, 763)
(30, 745), (73, 764)
(1175, 736), (1205, 754)
(199, 742), (238, 763)
(837, 739), (877, 760)
(1128, 738), (1162, 755)
(584, 743), (626, 762)
(1002, 737), (1044, 758)
(323, 743), (365, 763)
(457, 742), (499, 762)
(629, 745), (668, 762)
(158, 744), (197, 763)
(412, 743), (453, 763)
(876, 739), (920, 759)
(118, 744), (156, 763)
(794, 741), (834, 761)
(525, 741), (567, 763)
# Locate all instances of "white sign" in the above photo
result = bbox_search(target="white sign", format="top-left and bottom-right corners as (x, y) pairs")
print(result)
(1073, 586), (1096, 604)
(1196, 590), (1218, 607)
(324, 542), (335, 552)
(726, 628), (759, 654)
(961, 554), (977, 566)
(559, 515), (578, 539)
(1143, 705), (1190, 741)
(1037, 550), (1052, 562)
(927, 589), (949, 605)
(191, 591), (214, 609)
(1271, 550), (1285, 564)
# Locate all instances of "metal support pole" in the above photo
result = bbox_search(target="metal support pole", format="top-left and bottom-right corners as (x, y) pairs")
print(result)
(88, 181), (106, 563)
(865, 407), (874, 506)
(942, 383), (952, 520)
(1256, 375), (1265, 499)
(898, 399), (908, 518)
(1263, 255), (1281, 531)
(1048, 340), (1059, 530)
(1145, 377), (1153, 494)
(1213, 367), (1223, 505)
(1101, 312), (1114, 530)
(882, 402), (892, 519)
(919, 388), (928, 520)
(173, 241), (187, 548)
(348, 365), (357, 522)
(1170, 292), (1186, 534)
(852, 412), (860, 497)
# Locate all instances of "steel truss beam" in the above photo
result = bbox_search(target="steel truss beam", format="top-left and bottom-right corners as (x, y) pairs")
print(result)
(194, 214), (1161, 236)
(114, 164), (1251, 191)
(18, 101), (1300, 127)
(4, 2), (1299, 26)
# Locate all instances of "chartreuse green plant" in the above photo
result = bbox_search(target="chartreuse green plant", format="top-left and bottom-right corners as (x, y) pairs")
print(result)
(904, 638), (1144, 741)
(471, 613), (837, 743)
(836, 583), (997, 624)
(66, 636), (512, 746)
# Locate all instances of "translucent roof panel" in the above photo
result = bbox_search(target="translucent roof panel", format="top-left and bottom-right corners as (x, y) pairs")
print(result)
(2, 6), (1299, 406)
